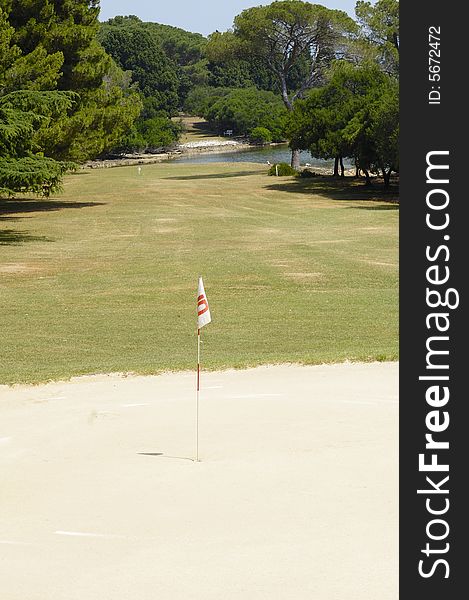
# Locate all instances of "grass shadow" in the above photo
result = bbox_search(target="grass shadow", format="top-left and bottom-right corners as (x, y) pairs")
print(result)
(0, 199), (106, 217)
(0, 215), (30, 222)
(165, 170), (258, 181)
(0, 228), (52, 245)
(346, 204), (399, 211)
(265, 175), (399, 204)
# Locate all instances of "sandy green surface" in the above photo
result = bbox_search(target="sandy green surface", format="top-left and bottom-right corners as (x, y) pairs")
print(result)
(0, 362), (398, 600)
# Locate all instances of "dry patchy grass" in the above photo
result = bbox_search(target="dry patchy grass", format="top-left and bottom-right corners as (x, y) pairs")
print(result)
(0, 163), (398, 384)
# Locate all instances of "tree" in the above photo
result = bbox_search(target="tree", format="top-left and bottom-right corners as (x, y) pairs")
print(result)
(0, 90), (76, 196)
(218, 1), (357, 168)
(355, 0), (399, 76)
(99, 18), (194, 153)
(99, 16), (210, 111)
(347, 77), (399, 186)
(205, 31), (276, 91)
(5, 0), (142, 161)
(0, 6), (75, 196)
(144, 21), (206, 68)
(0, 3), (64, 93)
(288, 61), (398, 185)
(287, 61), (370, 175)
(141, 21), (209, 108)
(113, 115), (183, 154)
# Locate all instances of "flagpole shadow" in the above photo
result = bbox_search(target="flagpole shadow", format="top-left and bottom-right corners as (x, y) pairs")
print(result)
(138, 452), (195, 462)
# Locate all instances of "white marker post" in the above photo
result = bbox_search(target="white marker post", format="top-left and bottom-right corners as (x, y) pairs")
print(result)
(196, 277), (211, 461)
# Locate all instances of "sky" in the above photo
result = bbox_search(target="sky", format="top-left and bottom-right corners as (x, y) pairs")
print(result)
(98, 0), (358, 36)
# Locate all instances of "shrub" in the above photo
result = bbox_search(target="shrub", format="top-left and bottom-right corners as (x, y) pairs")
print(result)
(112, 116), (183, 153)
(249, 127), (272, 145)
(268, 162), (298, 176)
(139, 116), (183, 151)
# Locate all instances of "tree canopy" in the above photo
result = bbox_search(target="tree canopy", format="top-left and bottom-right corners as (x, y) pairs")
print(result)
(98, 15), (209, 152)
(0, 89), (76, 196)
(0, 6), (74, 196)
(99, 19), (180, 115)
(232, 1), (356, 106)
(356, 0), (399, 76)
(206, 1), (357, 167)
(5, 0), (142, 162)
(288, 61), (398, 185)
(99, 16), (209, 113)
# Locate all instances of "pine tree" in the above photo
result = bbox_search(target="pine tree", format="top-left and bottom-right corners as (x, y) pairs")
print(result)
(0, 6), (75, 197)
(5, 0), (142, 162)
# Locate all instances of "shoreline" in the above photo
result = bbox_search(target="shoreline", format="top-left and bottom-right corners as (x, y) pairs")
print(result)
(80, 140), (364, 179)
(82, 139), (265, 169)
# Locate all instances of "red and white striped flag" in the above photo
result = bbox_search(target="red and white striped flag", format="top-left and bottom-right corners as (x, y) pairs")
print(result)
(197, 276), (211, 329)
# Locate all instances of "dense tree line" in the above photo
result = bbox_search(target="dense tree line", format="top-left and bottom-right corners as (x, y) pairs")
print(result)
(98, 15), (206, 152)
(1, 1), (399, 195)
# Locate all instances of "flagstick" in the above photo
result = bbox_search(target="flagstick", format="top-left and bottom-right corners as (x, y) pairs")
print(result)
(196, 327), (201, 462)
(196, 275), (210, 462)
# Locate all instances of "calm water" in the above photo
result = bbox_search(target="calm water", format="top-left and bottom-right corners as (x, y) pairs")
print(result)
(171, 144), (339, 168)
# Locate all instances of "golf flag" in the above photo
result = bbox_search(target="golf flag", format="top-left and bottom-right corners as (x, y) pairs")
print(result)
(197, 276), (211, 329)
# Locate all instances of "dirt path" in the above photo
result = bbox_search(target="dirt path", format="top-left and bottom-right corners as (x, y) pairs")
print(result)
(0, 362), (398, 599)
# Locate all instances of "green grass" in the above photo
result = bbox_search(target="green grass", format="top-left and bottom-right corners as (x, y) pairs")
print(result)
(0, 162), (398, 385)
